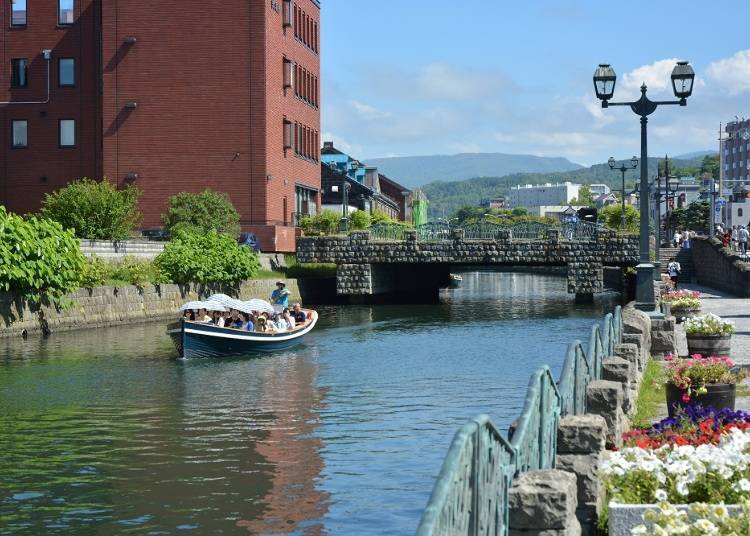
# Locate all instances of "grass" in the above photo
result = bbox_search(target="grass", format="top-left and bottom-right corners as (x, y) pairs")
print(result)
(631, 359), (666, 428)
(254, 269), (287, 280)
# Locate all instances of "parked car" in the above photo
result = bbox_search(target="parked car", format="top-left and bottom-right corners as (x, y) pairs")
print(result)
(238, 232), (261, 252)
(141, 228), (169, 241)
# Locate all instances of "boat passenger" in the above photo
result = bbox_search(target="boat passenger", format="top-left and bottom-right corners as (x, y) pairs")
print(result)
(241, 312), (254, 332)
(198, 308), (211, 323)
(211, 310), (222, 325)
(292, 303), (307, 324)
(256, 316), (268, 333)
(183, 310), (194, 321)
(282, 308), (296, 330)
(271, 281), (291, 308)
(228, 309), (243, 329)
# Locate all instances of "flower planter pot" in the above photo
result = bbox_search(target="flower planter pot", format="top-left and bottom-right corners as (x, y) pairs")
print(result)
(666, 382), (736, 417)
(670, 307), (700, 323)
(608, 503), (742, 536)
(686, 334), (732, 356)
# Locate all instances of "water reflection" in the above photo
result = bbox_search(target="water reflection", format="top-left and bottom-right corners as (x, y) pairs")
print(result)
(0, 271), (619, 534)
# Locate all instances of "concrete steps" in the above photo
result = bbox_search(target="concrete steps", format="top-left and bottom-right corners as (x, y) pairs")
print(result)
(659, 247), (694, 282)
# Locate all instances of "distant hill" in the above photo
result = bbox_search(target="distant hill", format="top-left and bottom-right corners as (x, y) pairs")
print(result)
(673, 150), (717, 160)
(363, 153), (584, 188)
(422, 156), (707, 218)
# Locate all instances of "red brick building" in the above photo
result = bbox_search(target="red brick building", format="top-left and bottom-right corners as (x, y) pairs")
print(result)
(0, 0), (320, 252)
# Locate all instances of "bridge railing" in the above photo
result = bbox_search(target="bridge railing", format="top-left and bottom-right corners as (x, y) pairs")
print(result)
(416, 305), (623, 536)
(363, 221), (604, 242)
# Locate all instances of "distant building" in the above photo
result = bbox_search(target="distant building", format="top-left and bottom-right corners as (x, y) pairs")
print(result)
(723, 119), (750, 185)
(507, 182), (580, 208)
(320, 142), (411, 221)
(595, 193), (617, 208)
(589, 184), (611, 196)
(480, 198), (506, 209)
(528, 205), (586, 220)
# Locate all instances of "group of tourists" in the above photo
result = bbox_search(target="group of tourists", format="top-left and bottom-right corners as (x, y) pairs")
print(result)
(672, 230), (697, 249)
(181, 282), (309, 333)
(714, 224), (750, 254)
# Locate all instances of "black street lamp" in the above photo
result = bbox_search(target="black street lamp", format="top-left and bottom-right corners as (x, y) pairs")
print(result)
(653, 155), (681, 272)
(608, 156), (638, 230)
(339, 181), (352, 232)
(593, 60), (695, 313)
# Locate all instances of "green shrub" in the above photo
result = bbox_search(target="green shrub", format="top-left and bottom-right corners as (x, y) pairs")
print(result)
(40, 178), (141, 240)
(0, 206), (86, 303)
(80, 256), (109, 288)
(109, 256), (168, 288)
(599, 203), (639, 233)
(154, 230), (260, 285)
(348, 210), (371, 230)
(285, 263), (337, 279)
(300, 210), (341, 235)
(162, 190), (241, 238)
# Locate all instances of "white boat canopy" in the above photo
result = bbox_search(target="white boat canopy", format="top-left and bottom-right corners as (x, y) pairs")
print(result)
(180, 300), (227, 312)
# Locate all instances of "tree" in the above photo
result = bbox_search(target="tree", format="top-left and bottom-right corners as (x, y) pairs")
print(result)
(700, 155), (720, 181)
(668, 201), (709, 232)
(0, 206), (86, 304)
(162, 190), (241, 238)
(40, 178), (141, 240)
(570, 185), (595, 207)
(348, 210), (371, 230)
(511, 207), (528, 217)
(599, 203), (639, 233)
(154, 230), (260, 285)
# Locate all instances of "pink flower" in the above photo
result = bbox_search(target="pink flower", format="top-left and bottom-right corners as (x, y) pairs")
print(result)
(682, 393), (691, 403)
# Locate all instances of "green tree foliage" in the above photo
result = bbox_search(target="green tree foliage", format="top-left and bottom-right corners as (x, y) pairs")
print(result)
(0, 206), (86, 303)
(599, 203), (640, 233)
(162, 190), (241, 238)
(154, 230), (260, 285)
(570, 185), (595, 207)
(700, 155), (720, 180)
(299, 210), (341, 235)
(40, 178), (141, 240)
(348, 210), (371, 230)
(511, 207), (528, 217)
(669, 201), (709, 231)
(371, 209), (400, 225)
(451, 205), (554, 225)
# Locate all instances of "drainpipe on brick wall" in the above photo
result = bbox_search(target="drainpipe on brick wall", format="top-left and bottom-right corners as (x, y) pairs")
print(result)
(0, 50), (52, 105)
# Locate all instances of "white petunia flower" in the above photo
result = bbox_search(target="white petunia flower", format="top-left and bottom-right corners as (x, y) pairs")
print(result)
(654, 488), (668, 502)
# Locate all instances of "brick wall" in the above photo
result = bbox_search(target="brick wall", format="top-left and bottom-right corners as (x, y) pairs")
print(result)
(0, 279), (302, 338)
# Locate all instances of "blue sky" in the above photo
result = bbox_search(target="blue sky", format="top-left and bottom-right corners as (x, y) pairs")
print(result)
(320, 0), (750, 165)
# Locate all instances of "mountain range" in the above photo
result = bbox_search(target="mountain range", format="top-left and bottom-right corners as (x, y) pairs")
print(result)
(363, 153), (584, 188)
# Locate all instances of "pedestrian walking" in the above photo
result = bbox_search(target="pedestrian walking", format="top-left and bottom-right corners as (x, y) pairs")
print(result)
(667, 257), (681, 289)
(732, 226), (739, 251)
(739, 226), (749, 255)
(673, 230), (681, 248)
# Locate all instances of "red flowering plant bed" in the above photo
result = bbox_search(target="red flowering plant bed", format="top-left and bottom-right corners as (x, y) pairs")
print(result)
(622, 406), (750, 449)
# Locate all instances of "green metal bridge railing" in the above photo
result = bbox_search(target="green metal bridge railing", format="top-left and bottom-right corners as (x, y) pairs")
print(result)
(366, 221), (603, 242)
(416, 306), (623, 536)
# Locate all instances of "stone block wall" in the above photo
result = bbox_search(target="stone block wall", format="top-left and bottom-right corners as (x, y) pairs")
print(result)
(0, 279), (300, 338)
(691, 236), (750, 297)
(567, 262), (603, 295)
(335, 264), (372, 295)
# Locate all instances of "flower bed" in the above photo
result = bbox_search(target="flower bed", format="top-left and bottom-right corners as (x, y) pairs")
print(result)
(602, 428), (750, 534)
(661, 290), (701, 311)
(684, 313), (736, 337)
(623, 406), (750, 449)
(662, 354), (745, 415)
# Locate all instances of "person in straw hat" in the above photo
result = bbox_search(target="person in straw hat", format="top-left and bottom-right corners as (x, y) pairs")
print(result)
(271, 281), (291, 308)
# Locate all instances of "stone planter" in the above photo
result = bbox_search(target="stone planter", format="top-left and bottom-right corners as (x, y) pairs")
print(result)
(608, 503), (742, 536)
(686, 333), (732, 357)
(666, 382), (736, 417)
(670, 307), (700, 323)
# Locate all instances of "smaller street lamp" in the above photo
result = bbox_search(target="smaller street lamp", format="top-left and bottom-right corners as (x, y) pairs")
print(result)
(608, 156), (639, 230)
(339, 182), (352, 232)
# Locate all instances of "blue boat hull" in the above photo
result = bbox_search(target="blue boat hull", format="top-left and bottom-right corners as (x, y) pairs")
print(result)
(167, 312), (318, 358)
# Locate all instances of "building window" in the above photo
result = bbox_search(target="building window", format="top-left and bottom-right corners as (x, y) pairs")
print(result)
(59, 119), (75, 147)
(295, 186), (317, 224)
(739, 208), (744, 218)
(12, 120), (28, 148)
(58, 58), (75, 87)
(11, 0), (26, 26)
(11, 59), (28, 88)
(283, 119), (293, 150)
(58, 0), (74, 25)
(282, 0), (292, 27)
(283, 58), (293, 89)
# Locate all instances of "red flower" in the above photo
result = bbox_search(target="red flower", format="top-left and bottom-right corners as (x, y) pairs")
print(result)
(682, 393), (691, 403)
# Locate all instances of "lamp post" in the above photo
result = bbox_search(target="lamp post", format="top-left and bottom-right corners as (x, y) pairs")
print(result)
(653, 156), (681, 276)
(593, 61), (695, 314)
(339, 181), (352, 232)
(608, 156), (638, 230)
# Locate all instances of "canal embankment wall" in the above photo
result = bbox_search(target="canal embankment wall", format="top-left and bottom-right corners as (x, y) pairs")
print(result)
(494, 305), (677, 535)
(690, 236), (750, 297)
(0, 279), (302, 338)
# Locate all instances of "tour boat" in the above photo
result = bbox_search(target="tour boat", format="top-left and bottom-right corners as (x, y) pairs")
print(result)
(449, 273), (463, 288)
(167, 310), (318, 358)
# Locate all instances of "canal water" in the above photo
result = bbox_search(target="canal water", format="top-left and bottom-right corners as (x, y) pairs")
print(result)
(0, 272), (619, 535)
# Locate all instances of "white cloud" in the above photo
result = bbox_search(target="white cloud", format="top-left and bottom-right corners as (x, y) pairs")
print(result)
(415, 63), (511, 100)
(349, 100), (391, 120)
(321, 132), (362, 156)
(582, 93), (615, 125)
(707, 49), (750, 95)
(621, 58), (680, 95)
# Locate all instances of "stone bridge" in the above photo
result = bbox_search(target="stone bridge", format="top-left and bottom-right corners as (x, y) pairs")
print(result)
(297, 228), (640, 303)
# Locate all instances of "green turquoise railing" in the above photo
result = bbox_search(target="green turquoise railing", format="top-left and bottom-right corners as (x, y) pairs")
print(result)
(365, 221), (603, 242)
(416, 306), (623, 536)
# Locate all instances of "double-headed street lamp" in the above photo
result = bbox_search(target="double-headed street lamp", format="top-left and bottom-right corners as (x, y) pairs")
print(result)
(608, 156), (638, 231)
(593, 60), (695, 314)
